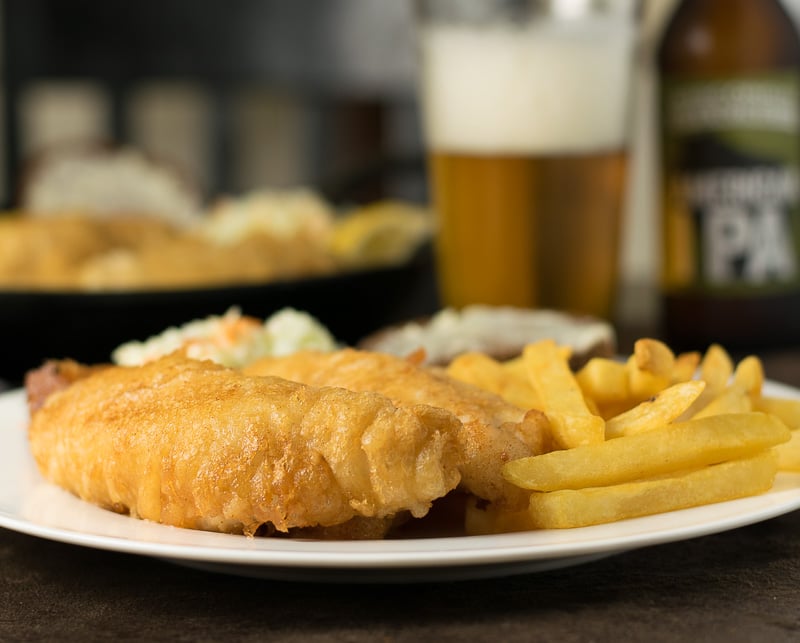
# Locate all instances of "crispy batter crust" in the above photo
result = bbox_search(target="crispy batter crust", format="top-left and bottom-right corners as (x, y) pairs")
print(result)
(28, 355), (462, 536)
(245, 348), (552, 509)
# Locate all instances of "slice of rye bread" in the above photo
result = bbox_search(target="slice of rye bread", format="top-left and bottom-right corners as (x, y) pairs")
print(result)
(357, 306), (616, 371)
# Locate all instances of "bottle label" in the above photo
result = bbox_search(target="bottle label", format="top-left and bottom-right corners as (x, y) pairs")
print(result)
(661, 72), (800, 296)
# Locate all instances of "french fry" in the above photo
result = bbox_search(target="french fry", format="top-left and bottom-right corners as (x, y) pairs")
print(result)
(741, 391), (800, 471)
(575, 357), (629, 404)
(678, 343), (735, 420)
(756, 396), (800, 429)
(447, 351), (499, 388)
(444, 335), (791, 532)
(691, 355), (765, 419)
(523, 340), (605, 448)
(604, 380), (706, 439)
(447, 352), (541, 410)
(672, 351), (701, 383)
(626, 338), (676, 399)
(776, 430), (800, 472)
(501, 360), (544, 410)
(525, 450), (778, 529)
(503, 412), (788, 492)
(692, 385), (753, 418)
(503, 356), (529, 381)
(732, 355), (765, 400)
(701, 344), (735, 391)
(578, 343), (698, 419)
(594, 400), (638, 421)
(633, 338), (675, 377)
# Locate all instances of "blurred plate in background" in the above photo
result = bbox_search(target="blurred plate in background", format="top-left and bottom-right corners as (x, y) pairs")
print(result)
(0, 249), (437, 385)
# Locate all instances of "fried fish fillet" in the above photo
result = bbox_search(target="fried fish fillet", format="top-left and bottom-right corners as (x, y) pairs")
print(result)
(244, 348), (552, 508)
(28, 354), (461, 536)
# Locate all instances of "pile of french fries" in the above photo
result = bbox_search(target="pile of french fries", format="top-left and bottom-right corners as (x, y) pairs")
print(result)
(447, 338), (800, 532)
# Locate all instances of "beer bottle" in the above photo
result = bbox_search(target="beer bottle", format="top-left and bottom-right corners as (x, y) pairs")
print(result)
(657, 0), (800, 351)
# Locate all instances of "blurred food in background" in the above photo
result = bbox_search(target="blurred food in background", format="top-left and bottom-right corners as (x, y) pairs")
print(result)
(330, 200), (434, 269)
(0, 145), (434, 292)
(19, 145), (202, 227)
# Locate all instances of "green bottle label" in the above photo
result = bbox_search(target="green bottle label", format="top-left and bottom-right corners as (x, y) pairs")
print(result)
(661, 72), (800, 296)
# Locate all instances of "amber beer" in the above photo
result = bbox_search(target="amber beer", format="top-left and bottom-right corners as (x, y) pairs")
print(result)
(430, 150), (627, 315)
(417, 2), (636, 318)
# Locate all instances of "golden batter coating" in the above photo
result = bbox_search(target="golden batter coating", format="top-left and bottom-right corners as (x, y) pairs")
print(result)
(244, 348), (552, 509)
(28, 354), (462, 536)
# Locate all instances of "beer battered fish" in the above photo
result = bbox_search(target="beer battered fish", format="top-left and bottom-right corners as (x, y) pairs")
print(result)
(27, 354), (461, 536)
(244, 348), (552, 508)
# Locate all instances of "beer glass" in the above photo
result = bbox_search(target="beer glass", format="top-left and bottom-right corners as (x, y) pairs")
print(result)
(415, 0), (638, 319)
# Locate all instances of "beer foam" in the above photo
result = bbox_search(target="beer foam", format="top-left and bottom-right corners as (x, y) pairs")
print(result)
(418, 18), (635, 154)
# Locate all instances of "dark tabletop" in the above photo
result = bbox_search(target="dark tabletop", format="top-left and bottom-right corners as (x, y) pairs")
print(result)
(2, 347), (800, 642)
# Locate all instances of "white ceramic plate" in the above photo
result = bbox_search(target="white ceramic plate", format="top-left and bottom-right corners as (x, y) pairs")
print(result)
(2, 384), (800, 583)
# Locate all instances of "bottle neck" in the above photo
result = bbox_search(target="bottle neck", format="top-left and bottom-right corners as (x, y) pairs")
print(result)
(658, 0), (800, 74)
